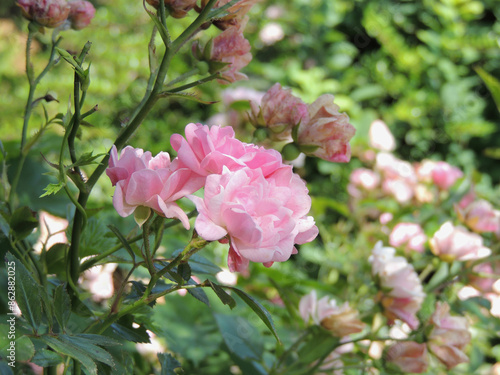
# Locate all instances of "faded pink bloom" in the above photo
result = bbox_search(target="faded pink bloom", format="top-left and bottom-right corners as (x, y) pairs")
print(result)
(201, 0), (260, 29)
(171, 123), (284, 178)
(68, 0), (95, 30)
(429, 221), (491, 262)
(431, 161), (463, 190)
(18, 0), (70, 28)
(369, 242), (425, 329)
(369, 120), (395, 152)
(389, 223), (427, 253)
(380, 212), (393, 225)
(259, 22), (284, 45)
(468, 262), (498, 294)
(80, 263), (117, 302)
(428, 302), (471, 370)
(106, 146), (202, 228)
(146, 0), (197, 18)
(249, 83), (309, 141)
(415, 160), (438, 183)
(456, 199), (500, 233)
(386, 342), (429, 374)
(211, 25), (252, 83)
(347, 168), (381, 198)
(190, 166), (318, 272)
(376, 153), (417, 204)
(299, 290), (365, 337)
(457, 189), (476, 210)
(297, 94), (356, 163)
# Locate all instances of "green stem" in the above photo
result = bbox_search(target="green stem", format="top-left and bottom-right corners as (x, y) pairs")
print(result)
(142, 213), (156, 276)
(165, 68), (199, 87)
(163, 72), (221, 93)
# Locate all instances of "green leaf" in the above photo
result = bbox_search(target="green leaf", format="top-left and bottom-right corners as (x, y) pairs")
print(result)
(46, 243), (69, 278)
(41, 335), (97, 375)
(178, 262), (191, 281)
(107, 224), (135, 263)
(158, 353), (182, 375)
(31, 349), (64, 367)
(55, 47), (84, 75)
(40, 181), (65, 198)
(214, 313), (263, 361)
(205, 280), (236, 309)
(172, 250), (222, 275)
(16, 336), (35, 362)
(187, 284), (210, 306)
(425, 262), (449, 292)
(60, 334), (115, 367)
(158, 91), (217, 105)
(6, 253), (42, 330)
(225, 287), (280, 343)
(54, 284), (71, 331)
(9, 206), (38, 240)
(75, 334), (122, 347)
(111, 315), (151, 343)
(67, 151), (106, 169)
(475, 67), (500, 112)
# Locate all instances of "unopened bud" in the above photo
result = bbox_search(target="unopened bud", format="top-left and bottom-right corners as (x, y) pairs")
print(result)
(68, 0), (96, 30)
(18, 0), (70, 28)
(282, 143), (301, 161)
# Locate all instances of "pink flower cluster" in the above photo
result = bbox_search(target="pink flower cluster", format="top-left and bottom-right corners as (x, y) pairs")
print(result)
(369, 241), (425, 330)
(299, 290), (365, 337)
(389, 223), (427, 253)
(250, 84), (356, 163)
(18, 0), (95, 29)
(107, 124), (318, 273)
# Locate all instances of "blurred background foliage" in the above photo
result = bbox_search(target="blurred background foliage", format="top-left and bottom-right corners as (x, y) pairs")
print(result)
(1, 0), (500, 373)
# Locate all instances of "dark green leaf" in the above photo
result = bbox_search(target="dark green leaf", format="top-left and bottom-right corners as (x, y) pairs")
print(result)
(111, 315), (150, 343)
(6, 253), (42, 330)
(9, 206), (38, 240)
(214, 313), (263, 361)
(172, 250), (222, 275)
(45, 243), (69, 278)
(54, 284), (71, 331)
(226, 287), (280, 342)
(60, 334), (115, 367)
(16, 336), (35, 361)
(475, 67), (500, 112)
(41, 335), (97, 375)
(178, 262), (191, 281)
(158, 353), (182, 375)
(67, 152), (106, 169)
(187, 286), (210, 306)
(205, 280), (236, 309)
(31, 349), (64, 367)
(74, 334), (122, 347)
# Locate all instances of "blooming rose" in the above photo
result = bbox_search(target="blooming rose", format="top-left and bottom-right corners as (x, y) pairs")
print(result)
(211, 25), (252, 83)
(18, 0), (70, 28)
(171, 123), (284, 178)
(106, 146), (201, 228)
(389, 223), (427, 253)
(297, 94), (356, 163)
(456, 199), (500, 233)
(249, 83), (309, 141)
(386, 342), (429, 374)
(369, 120), (396, 152)
(369, 241), (425, 329)
(428, 302), (471, 370)
(299, 290), (365, 337)
(146, 0), (197, 18)
(429, 221), (491, 262)
(68, 0), (95, 29)
(189, 166), (318, 272)
(431, 161), (463, 190)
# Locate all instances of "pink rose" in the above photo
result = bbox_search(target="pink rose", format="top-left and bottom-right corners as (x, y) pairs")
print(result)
(428, 302), (471, 370)
(201, 0), (260, 29)
(386, 342), (429, 374)
(68, 0), (95, 30)
(189, 166), (318, 272)
(429, 221), (491, 262)
(369, 120), (396, 152)
(376, 152), (417, 204)
(106, 146), (202, 228)
(146, 0), (197, 18)
(299, 290), (365, 337)
(347, 168), (380, 198)
(468, 262), (498, 293)
(389, 223), (427, 253)
(249, 83), (309, 141)
(431, 161), (463, 190)
(18, 0), (70, 28)
(211, 25), (252, 83)
(369, 242), (425, 329)
(171, 123), (283, 177)
(456, 199), (500, 233)
(297, 94), (356, 163)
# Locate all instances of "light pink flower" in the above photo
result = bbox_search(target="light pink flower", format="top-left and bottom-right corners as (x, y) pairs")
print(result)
(146, 0), (197, 18)
(171, 123), (284, 178)
(190, 166), (318, 272)
(415, 160), (438, 183)
(389, 223), (427, 253)
(376, 153), (417, 203)
(428, 302), (471, 370)
(18, 0), (70, 28)
(297, 94), (356, 163)
(68, 0), (95, 30)
(106, 146), (202, 228)
(369, 242), (425, 329)
(347, 168), (380, 198)
(249, 83), (309, 141)
(201, 0), (260, 29)
(456, 199), (500, 233)
(429, 221), (491, 262)
(468, 262), (498, 294)
(369, 120), (395, 152)
(380, 212), (394, 225)
(386, 342), (429, 374)
(299, 290), (365, 337)
(431, 161), (463, 190)
(211, 25), (252, 83)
